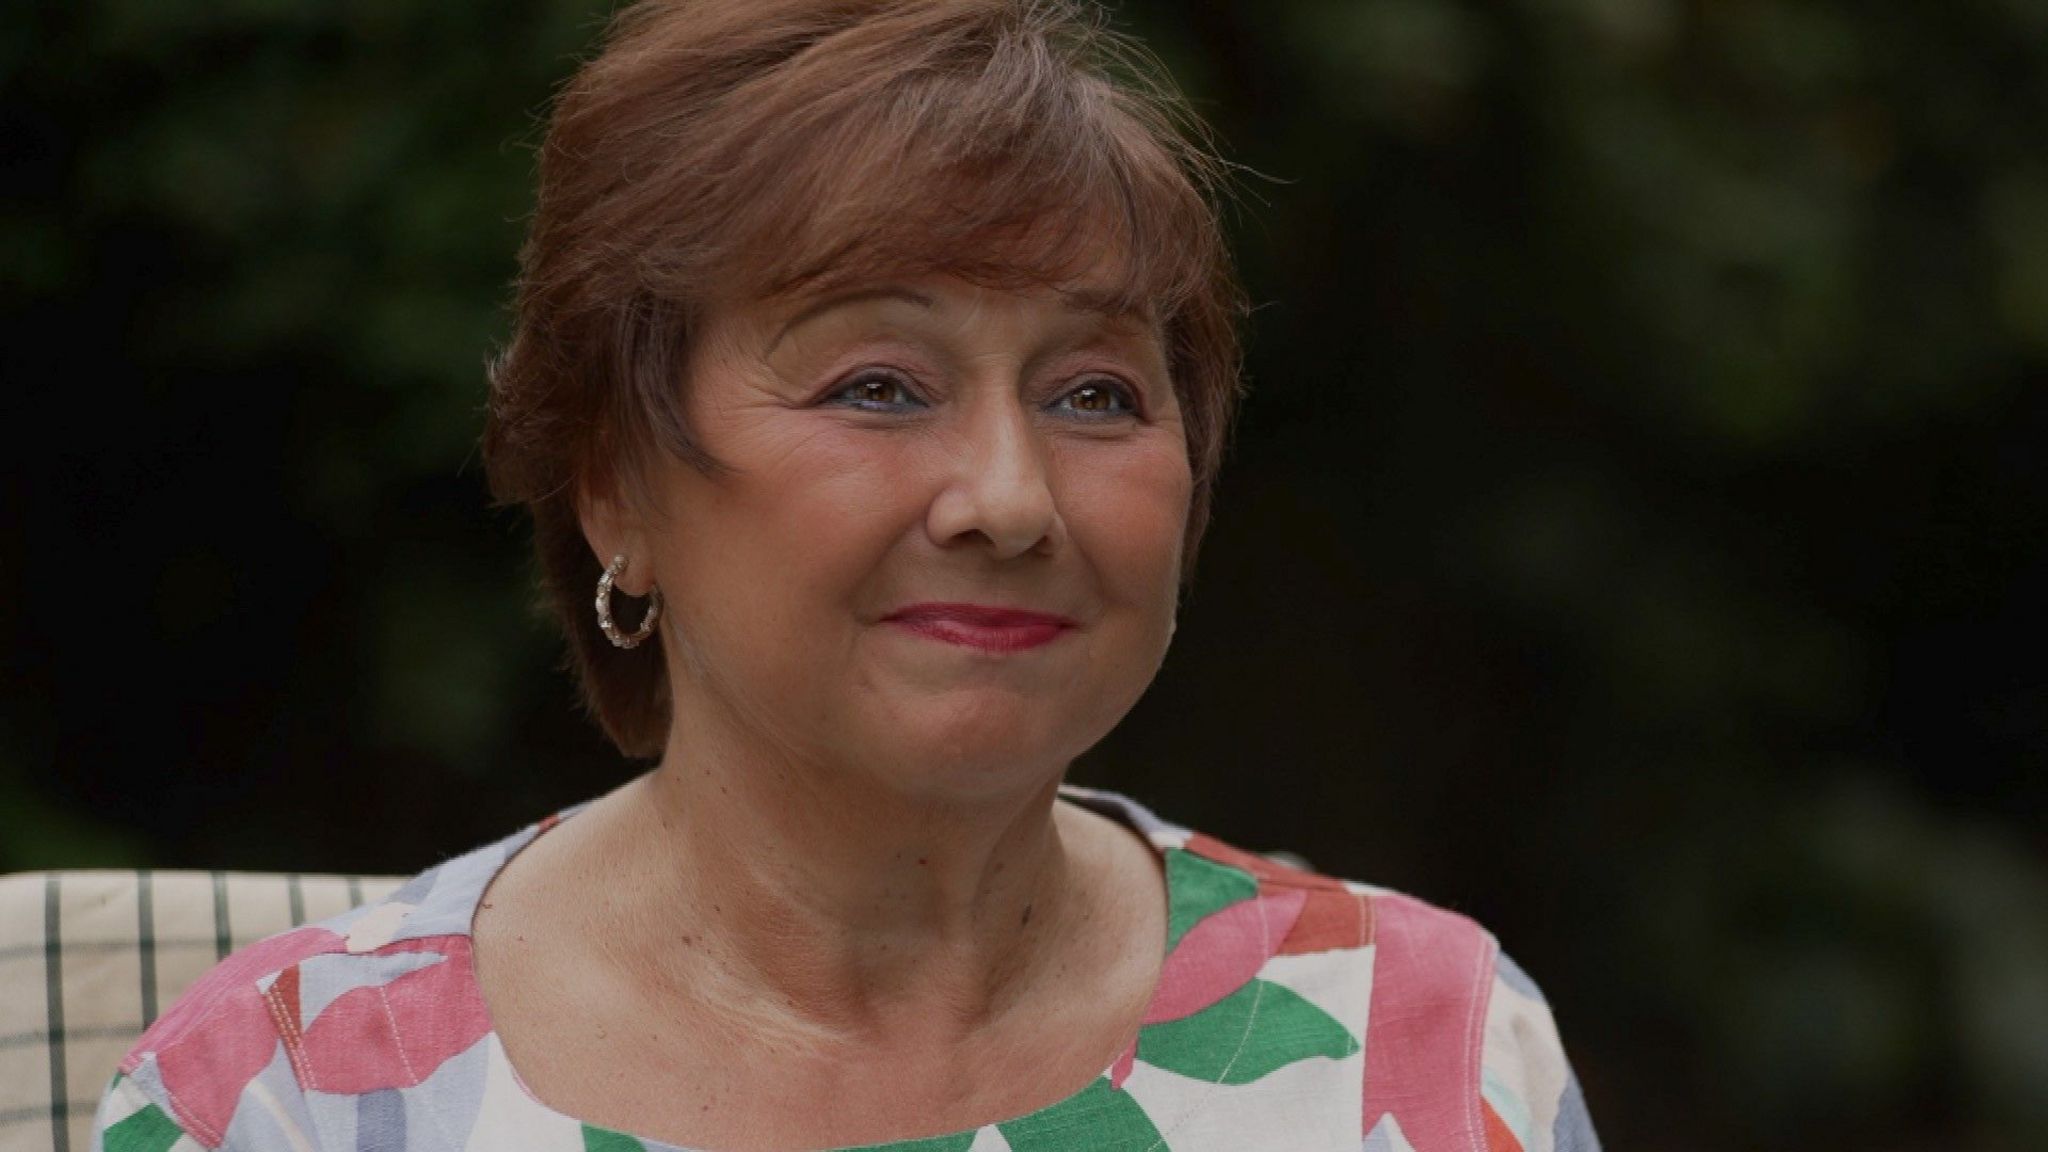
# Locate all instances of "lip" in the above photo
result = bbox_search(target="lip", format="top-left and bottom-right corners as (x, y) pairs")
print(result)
(882, 602), (1078, 653)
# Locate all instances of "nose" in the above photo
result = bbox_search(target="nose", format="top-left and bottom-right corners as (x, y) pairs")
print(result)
(925, 395), (1062, 560)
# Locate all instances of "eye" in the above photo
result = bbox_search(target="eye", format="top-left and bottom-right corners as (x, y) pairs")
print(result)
(825, 370), (925, 411)
(1053, 378), (1138, 419)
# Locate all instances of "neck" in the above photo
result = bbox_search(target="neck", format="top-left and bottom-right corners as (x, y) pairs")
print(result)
(593, 715), (1087, 1048)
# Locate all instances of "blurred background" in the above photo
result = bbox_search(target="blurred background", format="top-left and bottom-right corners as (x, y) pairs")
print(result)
(4, 0), (2045, 1147)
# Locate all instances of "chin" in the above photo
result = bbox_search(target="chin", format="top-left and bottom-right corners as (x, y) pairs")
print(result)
(861, 697), (1104, 800)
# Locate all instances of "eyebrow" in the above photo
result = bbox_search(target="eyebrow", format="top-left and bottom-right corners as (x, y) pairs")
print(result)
(764, 286), (935, 356)
(1056, 286), (1154, 327)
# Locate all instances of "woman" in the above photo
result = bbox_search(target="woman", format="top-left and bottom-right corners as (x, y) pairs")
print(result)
(94, 1), (1600, 1149)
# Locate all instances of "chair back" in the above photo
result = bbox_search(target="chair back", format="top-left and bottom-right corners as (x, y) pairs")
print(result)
(0, 870), (403, 1152)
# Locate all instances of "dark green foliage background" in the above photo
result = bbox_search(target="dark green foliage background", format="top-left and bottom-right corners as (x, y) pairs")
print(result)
(5, 1), (2045, 1147)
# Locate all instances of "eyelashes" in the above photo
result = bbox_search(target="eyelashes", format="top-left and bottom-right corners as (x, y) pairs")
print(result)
(827, 370), (922, 410)
(1057, 380), (1137, 417)
(821, 368), (1144, 421)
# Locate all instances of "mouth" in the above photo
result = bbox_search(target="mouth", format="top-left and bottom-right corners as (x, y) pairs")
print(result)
(882, 602), (1079, 653)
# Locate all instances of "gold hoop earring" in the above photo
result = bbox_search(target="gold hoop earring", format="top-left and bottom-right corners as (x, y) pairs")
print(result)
(595, 554), (662, 649)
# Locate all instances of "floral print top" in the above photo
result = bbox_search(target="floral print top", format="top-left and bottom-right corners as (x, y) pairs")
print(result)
(93, 786), (1600, 1152)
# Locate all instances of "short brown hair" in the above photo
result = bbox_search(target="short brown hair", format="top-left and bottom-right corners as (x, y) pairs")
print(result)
(482, 0), (1247, 757)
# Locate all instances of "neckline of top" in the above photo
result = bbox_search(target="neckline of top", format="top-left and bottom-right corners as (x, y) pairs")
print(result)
(454, 783), (1194, 1152)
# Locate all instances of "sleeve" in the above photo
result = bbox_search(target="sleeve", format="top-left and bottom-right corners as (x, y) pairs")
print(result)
(1479, 949), (1602, 1152)
(91, 1032), (330, 1152)
(87, 923), (343, 1152)
(92, 1072), (210, 1152)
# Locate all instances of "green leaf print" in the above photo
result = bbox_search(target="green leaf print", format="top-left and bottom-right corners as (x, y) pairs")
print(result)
(102, 1103), (187, 1152)
(998, 1077), (1167, 1152)
(583, 1125), (647, 1152)
(1164, 849), (1258, 952)
(1138, 978), (1360, 1085)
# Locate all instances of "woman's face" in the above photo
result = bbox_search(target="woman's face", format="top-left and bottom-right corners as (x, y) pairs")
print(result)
(612, 272), (1192, 799)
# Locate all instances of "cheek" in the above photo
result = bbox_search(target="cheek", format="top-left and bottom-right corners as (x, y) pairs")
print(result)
(1047, 437), (1191, 754)
(655, 430), (918, 727)
(666, 424), (921, 619)
(1058, 436), (1192, 603)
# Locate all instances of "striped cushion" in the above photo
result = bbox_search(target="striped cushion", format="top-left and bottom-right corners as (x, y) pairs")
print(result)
(0, 870), (403, 1152)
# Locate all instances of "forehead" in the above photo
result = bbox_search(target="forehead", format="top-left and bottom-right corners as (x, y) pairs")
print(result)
(703, 112), (1199, 330)
(766, 271), (1157, 336)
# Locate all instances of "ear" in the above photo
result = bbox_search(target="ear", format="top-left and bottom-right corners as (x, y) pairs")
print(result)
(577, 476), (658, 597)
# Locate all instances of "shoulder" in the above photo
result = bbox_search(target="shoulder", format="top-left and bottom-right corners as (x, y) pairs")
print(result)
(1200, 842), (1600, 1152)
(1070, 786), (1600, 1152)
(93, 822), (544, 1151)
(1349, 884), (1598, 1152)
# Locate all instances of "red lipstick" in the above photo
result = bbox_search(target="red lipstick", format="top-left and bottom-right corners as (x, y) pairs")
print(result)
(883, 603), (1077, 653)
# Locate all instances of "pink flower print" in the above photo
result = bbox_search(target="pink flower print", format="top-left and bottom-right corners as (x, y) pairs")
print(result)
(1145, 887), (1307, 1025)
(290, 935), (494, 1094)
(125, 926), (347, 1148)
